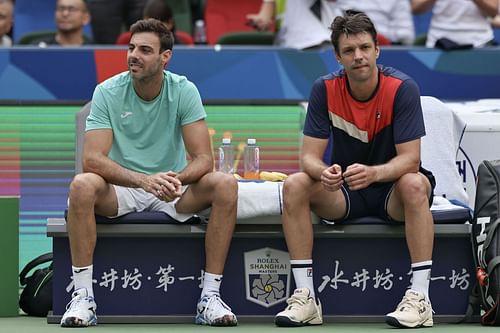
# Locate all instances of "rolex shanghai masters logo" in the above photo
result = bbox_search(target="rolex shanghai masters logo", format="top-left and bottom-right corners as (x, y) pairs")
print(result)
(244, 247), (290, 308)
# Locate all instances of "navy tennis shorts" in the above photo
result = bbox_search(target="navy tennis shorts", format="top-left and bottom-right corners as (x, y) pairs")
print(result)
(337, 167), (435, 222)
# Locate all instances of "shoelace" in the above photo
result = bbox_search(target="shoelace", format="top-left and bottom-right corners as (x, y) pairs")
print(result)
(203, 295), (232, 320)
(397, 294), (430, 313)
(65, 293), (93, 311)
(285, 293), (309, 310)
(66, 295), (84, 311)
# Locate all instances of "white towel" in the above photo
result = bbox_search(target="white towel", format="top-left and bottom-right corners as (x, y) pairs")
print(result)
(237, 181), (283, 219)
(431, 195), (466, 211)
(421, 96), (469, 205)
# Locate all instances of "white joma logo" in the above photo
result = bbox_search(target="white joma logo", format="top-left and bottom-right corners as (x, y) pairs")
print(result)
(121, 112), (133, 119)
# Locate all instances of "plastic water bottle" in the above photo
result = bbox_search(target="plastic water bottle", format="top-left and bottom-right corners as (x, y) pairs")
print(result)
(218, 138), (235, 174)
(244, 138), (260, 180)
(194, 19), (207, 44)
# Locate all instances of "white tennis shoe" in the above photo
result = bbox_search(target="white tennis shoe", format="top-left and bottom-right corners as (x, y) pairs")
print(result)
(385, 289), (433, 328)
(60, 288), (97, 327)
(195, 294), (237, 326)
(275, 288), (323, 327)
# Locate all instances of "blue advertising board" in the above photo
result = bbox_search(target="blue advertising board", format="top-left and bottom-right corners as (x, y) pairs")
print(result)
(51, 233), (473, 319)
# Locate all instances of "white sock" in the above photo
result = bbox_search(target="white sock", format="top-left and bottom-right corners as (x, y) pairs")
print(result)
(290, 259), (315, 299)
(411, 260), (432, 301)
(201, 272), (222, 297)
(72, 265), (94, 298)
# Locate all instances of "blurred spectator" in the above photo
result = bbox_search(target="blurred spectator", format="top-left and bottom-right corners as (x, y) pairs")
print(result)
(246, 0), (279, 33)
(0, 0), (13, 47)
(30, 0), (92, 46)
(412, 0), (499, 48)
(247, 0), (338, 49)
(116, 0), (192, 45)
(335, 0), (415, 45)
(87, 0), (147, 44)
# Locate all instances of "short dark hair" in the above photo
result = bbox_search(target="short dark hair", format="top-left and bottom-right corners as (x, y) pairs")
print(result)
(130, 18), (174, 52)
(330, 10), (378, 55)
(143, 0), (174, 30)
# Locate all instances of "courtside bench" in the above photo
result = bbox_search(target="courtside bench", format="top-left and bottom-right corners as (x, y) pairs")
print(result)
(47, 212), (473, 324)
(47, 100), (475, 323)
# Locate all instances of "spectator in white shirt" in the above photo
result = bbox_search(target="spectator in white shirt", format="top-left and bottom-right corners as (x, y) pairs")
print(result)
(412, 0), (499, 48)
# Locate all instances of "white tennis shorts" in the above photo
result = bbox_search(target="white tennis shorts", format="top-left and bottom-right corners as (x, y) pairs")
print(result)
(111, 185), (194, 222)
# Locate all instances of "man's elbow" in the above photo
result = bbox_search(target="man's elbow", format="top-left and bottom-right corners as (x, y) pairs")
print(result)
(200, 154), (214, 174)
(82, 154), (102, 173)
(409, 159), (421, 173)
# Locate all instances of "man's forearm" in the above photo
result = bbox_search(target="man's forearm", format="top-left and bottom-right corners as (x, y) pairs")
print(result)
(83, 154), (147, 188)
(259, 1), (275, 20)
(373, 155), (420, 183)
(176, 154), (213, 185)
(301, 155), (328, 182)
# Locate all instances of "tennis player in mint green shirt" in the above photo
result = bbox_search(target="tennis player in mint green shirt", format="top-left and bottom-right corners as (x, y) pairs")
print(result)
(62, 18), (238, 328)
(87, 69), (205, 175)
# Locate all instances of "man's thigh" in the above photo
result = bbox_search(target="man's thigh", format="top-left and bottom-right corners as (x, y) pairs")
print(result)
(386, 173), (433, 222)
(105, 186), (190, 219)
(94, 184), (131, 218)
(309, 183), (348, 221)
(175, 172), (225, 214)
(93, 188), (119, 217)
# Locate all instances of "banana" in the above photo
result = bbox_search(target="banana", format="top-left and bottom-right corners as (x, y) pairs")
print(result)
(259, 171), (274, 181)
(259, 171), (288, 182)
(233, 173), (243, 180)
(272, 172), (288, 180)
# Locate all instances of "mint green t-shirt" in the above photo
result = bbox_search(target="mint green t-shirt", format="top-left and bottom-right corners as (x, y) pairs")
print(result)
(86, 70), (206, 174)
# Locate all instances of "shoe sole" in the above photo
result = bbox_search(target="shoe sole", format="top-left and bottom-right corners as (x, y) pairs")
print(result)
(195, 314), (237, 326)
(275, 316), (323, 327)
(60, 316), (97, 327)
(385, 315), (433, 328)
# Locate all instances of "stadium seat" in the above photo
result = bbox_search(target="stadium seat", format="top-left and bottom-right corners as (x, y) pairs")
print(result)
(376, 33), (391, 46)
(216, 31), (274, 45)
(175, 30), (194, 45)
(18, 30), (92, 45)
(204, 0), (266, 45)
(17, 31), (57, 45)
(414, 34), (427, 46)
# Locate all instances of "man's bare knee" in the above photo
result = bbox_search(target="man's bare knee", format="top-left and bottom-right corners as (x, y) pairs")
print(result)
(212, 172), (238, 205)
(69, 173), (106, 205)
(396, 174), (430, 207)
(283, 172), (312, 200)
